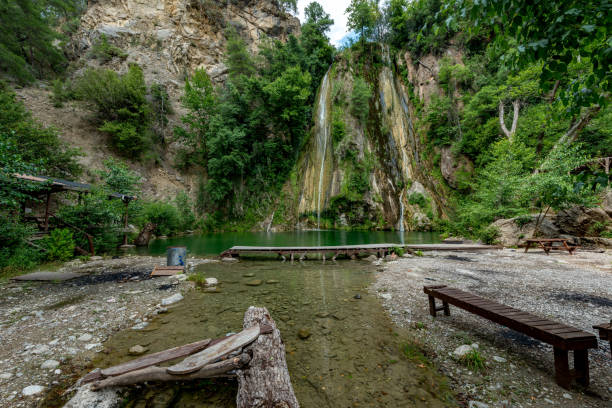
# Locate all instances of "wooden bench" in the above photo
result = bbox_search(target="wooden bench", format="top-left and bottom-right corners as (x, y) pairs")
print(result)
(424, 285), (598, 389)
(523, 238), (578, 255)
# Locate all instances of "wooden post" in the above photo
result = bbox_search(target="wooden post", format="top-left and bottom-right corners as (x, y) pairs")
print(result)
(573, 349), (589, 387)
(236, 307), (299, 408)
(122, 200), (129, 246)
(553, 347), (571, 389)
(442, 301), (450, 316)
(428, 295), (436, 317)
(43, 191), (51, 232)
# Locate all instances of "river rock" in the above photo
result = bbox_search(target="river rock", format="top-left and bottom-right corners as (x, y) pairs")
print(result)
(64, 384), (122, 408)
(30, 344), (50, 354)
(161, 293), (184, 305)
(204, 277), (218, 287)
(22, 385), (45, 396)
(243, 273), (255, 277)
(245, 279), (263, 286)
(453, 343), (478, 358)
(77, 334), (93, 342)
(128, 345), (148, 356)
(0, 372), (13, 379)
(492, 355), (507, 363)
(266, 279), (279, 284)
(467, 401), (489, 408)
(297, 329), (311, 339)
(41, 359), (60, 369)
(222, 257), (238, 262)
(365, 255), (378, 262)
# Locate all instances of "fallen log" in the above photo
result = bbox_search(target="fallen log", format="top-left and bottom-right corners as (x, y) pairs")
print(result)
(236, 306), (299, 408)
(167, 325), (261, 375)
(100, 338), (211, 377)
(91, 353), (250, 390)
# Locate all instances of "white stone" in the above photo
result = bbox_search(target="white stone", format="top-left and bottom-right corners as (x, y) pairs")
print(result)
(41, 359), (60, 369)
(467, 401), (489, 408)
(48, 338), (60, 346)
(78, 334), (93, 342)
(174, 274), (188, 281)
(204, 277), (218, 287)
(562, 393), (572, 400)
(544, 399), (555, 404)
(54, 369), (61, 375)
(161, 293), (184, 305)
(453, 344), (477, 358)
(221, 257), (238, 262)
(492, 356), (506, 363)
(379, 293), (392, 300)
(22, 385), (45, 396)
(85, 343), (102, 350)
(64, 384), (122, 408)
(30, 344), (50, 355)
(0, 372), (13, 380)
(131, 322), (149, 330)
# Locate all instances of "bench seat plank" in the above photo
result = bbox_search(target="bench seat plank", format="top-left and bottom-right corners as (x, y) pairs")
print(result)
(423, 286), (597, 350)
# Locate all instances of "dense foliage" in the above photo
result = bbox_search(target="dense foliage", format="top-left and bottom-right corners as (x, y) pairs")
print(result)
(175, 2), (335, 222)
(0, 0), (86, 83)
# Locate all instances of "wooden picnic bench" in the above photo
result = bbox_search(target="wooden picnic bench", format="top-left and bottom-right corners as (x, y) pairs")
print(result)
(424, 285), (598, 388)
(593, 321), (611, 358)
(523, 238), (578, 255)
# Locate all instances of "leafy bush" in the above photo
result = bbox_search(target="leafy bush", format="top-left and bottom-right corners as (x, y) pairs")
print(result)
(51, 79), (74, 108)
(89, 35), (127, 62)
(141, 202), (181, 236)
(175, 191), (197, 231)
(478, 226), (500, 245)
(44, 228), (75, 261)
(0, 217), (41, 276)
(75, 64), (151, 158)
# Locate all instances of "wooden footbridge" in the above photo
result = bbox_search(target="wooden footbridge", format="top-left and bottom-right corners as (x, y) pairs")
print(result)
(220, 243), (500, 260)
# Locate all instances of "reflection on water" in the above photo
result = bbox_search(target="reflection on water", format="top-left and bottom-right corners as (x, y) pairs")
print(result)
(93, 261), (453, 407)
(139, 230), (441, 257)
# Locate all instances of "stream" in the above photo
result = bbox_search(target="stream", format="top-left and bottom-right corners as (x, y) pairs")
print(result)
(92, 259), (453, 407)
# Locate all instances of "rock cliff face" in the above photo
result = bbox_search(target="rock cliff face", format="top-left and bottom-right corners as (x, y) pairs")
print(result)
(291, 47), (462, 231)
(71, 0), (299, 84)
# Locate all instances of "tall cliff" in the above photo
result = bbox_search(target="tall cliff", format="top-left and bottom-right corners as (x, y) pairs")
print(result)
(284, 46), (460, 231)
(17, 0), (299, 200)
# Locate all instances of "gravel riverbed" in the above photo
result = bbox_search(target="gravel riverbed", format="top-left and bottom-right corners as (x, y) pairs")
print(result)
(372, 248), (612, 408)
(0, 255), (214, 408)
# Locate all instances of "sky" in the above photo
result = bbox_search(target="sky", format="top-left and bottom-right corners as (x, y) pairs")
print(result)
(295, 0), (352, 46)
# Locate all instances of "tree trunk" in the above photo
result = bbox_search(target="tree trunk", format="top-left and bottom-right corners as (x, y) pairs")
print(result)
(236, 307), (299, 408)
(499, 100), (520, 141)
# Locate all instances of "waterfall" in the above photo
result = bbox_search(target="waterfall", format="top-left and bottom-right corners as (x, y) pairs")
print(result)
(315, 68), (332, 229)
(398, 190), (405, 232)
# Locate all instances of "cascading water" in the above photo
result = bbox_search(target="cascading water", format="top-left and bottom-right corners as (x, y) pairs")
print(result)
(398, 191), (405, 232)
(315, 69), (332, 228)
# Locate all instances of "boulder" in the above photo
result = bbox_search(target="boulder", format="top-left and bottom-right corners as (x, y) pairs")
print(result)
(602, 189), (612, 217)
(491, 215), (560, 247)
(453, 343), (478, 358)
(204, 277), (218, 287)
(554, 206), (612, 236)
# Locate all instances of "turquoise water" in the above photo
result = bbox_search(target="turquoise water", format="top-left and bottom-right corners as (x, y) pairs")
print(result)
(139, 230), (441, 256)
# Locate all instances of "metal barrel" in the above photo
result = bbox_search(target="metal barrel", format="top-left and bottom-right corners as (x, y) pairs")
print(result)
(167, 246), (187, 266)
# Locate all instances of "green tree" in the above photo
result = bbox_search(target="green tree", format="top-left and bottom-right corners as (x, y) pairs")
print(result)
(76, 64), (151, 158)
(346, 0), (380, 44)
(98, 158), (142, 196)
(225, 27), (255, 82)
(304, 2), (334, 35)
(447, 0), (610, 110)
(351, 76), (372, 123)
(174, 69), (217, 168)
(0, 0), (81, 83)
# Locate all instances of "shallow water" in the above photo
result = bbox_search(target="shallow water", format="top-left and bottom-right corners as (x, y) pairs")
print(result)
(92, 260), (453, 407)
(138, 230), (441, 257)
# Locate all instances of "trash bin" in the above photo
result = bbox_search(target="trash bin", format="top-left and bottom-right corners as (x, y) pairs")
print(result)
(167, 246), (187, 266)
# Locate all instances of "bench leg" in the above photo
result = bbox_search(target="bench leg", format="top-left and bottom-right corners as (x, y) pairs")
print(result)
(554, 347), (571, 389)
(428, 295), (436, 317)
(442, 301), (450, 316)
(574, 349), (589, 387)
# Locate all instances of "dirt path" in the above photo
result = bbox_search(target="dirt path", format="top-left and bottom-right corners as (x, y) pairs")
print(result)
(372, 248), (612, 407)
(0, 255), (214, 408)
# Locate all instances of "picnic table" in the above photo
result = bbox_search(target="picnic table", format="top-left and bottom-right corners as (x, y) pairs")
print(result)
(523, 238), (577, 255)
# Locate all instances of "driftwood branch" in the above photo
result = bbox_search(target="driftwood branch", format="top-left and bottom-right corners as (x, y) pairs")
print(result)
(499, 100), (520, 141)
(91, 354), (250, 390)
(555, 105), (601, 147)
(237, 306), (299, 408)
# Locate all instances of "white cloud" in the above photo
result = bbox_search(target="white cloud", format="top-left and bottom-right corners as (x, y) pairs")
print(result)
(295, 0), (352, 46)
